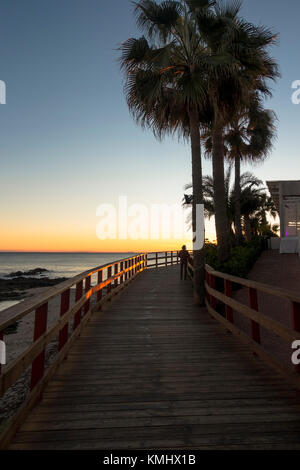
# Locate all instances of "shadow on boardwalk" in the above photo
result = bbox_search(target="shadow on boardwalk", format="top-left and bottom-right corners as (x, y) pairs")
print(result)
(10, 264), (300, 449)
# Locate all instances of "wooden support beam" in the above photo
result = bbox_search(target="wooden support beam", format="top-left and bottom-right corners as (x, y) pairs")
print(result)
(58, 289), (70, 351)
(209, 274), (216, 310)
(107, 267), (112, 294)
(225, 280), (234, 323)
(114, 263), (118, 288)
(73, 281), (83, 330)
(30, 303), (48, 391)
(84, 276), (91, 315)
(249, 287), (261, 344)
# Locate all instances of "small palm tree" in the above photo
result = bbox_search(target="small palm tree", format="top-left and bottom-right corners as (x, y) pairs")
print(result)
(240, 183), (278, 241)
(184, 169), (275, 242)
(225, 101), (277, 244)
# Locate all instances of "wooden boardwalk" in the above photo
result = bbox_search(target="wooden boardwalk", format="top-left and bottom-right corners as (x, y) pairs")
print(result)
(10, 265), (300, 449)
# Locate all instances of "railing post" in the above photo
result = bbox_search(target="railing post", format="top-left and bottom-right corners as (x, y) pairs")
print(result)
(248, 287), (261, 344)
(205, 270), (210, 302)
(97, 271), (103, 303)
(0, 330), (3, 375)
(209, 274), (216, 310)
(225, 280), (234, 323)
(125, 260), (128, 281)
(292, 301), (300, 373)
(58, 288), (70, 351)
(84, 276), (91, 314)
(165, 251), (167, 266)
(74, 280), (83, 330)
(156, 253), (158, 268)
(30, 302), (48, 390)
(114, 263), (118, 288)
(145, 254), (148, 269)
(120, 261), (124, 284)
(171, 252), (173, 265)
(107, 266), (112, 294)
(128, 259), (131, 278)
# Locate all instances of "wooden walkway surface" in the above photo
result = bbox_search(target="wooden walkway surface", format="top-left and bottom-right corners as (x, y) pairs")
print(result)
(10, 266), (300, 449)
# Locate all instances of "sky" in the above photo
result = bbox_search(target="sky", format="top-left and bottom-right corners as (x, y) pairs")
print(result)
(0, 0), (299, 252)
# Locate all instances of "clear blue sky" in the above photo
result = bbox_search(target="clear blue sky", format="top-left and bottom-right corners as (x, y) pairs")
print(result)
(0, 0), (299, 250)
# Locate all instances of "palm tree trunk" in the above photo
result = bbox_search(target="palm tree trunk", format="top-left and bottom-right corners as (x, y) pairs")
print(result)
(244, 215), (252, 241)
(189, 107), (205, 306)
(234, 153), (243, 244)
(212, 124), (231, 262)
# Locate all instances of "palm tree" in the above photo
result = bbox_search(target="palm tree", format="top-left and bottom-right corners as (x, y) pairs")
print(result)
(184, 169), (275, 242)
(240, 183), (278, 241)
(120, 0), (278, 296)
(193, 2), (279, 261)
(119, 0), (215, 305)
(225, 101), (276, 244)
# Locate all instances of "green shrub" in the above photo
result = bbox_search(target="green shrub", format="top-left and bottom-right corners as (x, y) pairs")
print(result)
(205, 237), (263, 279)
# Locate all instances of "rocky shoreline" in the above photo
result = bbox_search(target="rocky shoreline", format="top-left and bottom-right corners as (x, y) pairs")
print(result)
(0, 268), (68, 302)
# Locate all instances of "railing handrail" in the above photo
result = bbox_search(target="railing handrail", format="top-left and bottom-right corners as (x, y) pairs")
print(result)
(205, 264), (300, 304)
(0, 251), (180, 390)
(0, 251), (179, 330)
(188, 259), (300, 389)
(0, 253), (145, 330)
(0, 250), (179, 448)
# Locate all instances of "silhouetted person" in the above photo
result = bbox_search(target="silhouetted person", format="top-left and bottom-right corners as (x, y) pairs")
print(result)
(179, 245), (190, 280)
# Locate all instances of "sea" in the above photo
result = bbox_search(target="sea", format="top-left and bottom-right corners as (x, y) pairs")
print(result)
(0, 252), (136, 311)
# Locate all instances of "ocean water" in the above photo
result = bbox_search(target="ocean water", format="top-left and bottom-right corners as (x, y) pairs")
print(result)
(0, 252), (136, 279)
(0, 252), (136, 311)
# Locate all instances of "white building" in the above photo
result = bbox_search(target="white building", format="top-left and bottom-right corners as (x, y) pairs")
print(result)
(267, 180), (300, 253)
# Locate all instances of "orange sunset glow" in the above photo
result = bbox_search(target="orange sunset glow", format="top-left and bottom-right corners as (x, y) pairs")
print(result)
(0, 229), (193, 253)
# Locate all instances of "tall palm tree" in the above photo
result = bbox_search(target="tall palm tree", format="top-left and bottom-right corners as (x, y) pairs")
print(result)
(119, 0), (215, 305)
(193, 2), (279, 261)
(225, 101), (276, 244)
(120, 0), (278, 296)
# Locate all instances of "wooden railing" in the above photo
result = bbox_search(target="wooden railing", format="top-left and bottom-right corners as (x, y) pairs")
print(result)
(0, 251), (179, 447)
(187, 258), (300, 389)
(147, 250), (180, 268)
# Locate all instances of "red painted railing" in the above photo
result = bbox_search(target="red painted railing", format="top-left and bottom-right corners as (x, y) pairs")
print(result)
(0, 251), (180, 448)
(203, 264), (300, 388)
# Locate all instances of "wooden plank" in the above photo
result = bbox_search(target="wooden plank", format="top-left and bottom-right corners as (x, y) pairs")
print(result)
(12, 421), (300, 444)
(6, 265), (300, 450)
(0, 267), (144, 449)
